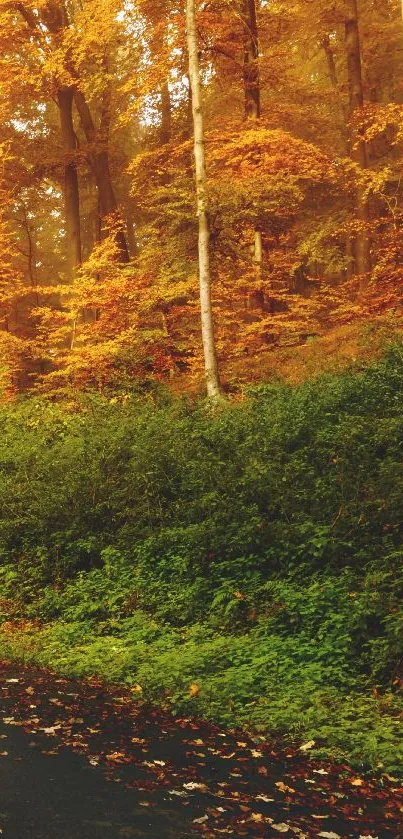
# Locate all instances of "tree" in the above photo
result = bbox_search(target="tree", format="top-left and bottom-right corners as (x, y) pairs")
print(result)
(241, 0), (263, 307)
(344, 0), (371, 285)
(57, 88), (82, 278)
(241, 0), (260, 120)
(8, 0), (130, 267)
(186, 0), (222, 401)
(0, 0), (403, 397)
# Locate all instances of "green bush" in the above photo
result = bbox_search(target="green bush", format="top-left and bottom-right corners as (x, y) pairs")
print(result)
(1, 345), (403, 770)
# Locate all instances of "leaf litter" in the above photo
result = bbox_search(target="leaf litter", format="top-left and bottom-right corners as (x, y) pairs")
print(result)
(0, 660), (402, 838)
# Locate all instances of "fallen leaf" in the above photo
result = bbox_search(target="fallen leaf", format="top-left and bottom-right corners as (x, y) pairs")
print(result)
(299, 740), (315, 752)
(183, 782), (208, 791)
(275, 781), (295, 793)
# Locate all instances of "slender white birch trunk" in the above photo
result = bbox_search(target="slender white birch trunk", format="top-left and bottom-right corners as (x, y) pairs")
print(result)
(186, 0), (223, 402)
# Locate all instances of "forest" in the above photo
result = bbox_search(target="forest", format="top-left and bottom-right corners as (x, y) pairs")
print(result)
(1, 0), (403, 819)
(0, 0), (403, 396)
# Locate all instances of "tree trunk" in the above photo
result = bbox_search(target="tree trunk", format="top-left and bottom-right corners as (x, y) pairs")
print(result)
(242, 0), (260, 119)
(73, 89), (130, 263)
(321, 34), (338, 87)
(13, 5), (82, 281)
(25, 0), (129, 264)
(57, 87), (82, 280)
(241, 0), (263, 306)
(248, 229), (264, 309)
(321, 34), (353, 271)
(344, 0), (371, 286)
(186, 0), (223, 402)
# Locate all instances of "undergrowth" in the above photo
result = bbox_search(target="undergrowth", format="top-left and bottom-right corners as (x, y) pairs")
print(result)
(1, 346), (403, 772)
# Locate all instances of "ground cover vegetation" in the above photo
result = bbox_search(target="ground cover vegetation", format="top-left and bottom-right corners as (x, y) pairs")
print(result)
(1, 348), (403, 774)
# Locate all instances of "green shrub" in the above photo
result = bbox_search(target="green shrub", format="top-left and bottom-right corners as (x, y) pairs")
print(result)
(1, 346), (403, 770)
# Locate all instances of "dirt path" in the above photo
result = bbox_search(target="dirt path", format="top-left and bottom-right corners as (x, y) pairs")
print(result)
(0, 660), (402, 838)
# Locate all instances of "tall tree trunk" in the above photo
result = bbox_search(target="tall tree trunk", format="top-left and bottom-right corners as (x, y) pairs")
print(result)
(344, 0), (371, 287)
(242, 0), (260, 119)
(57, 87), (82, 280)
(321, 34), (353, 273)
(186, 0), (222, 402)
(322, 30), (351, 135)
(73, 89), (130, 264)
(24, 0), (129, 263)
(241, 0), (263, 308)
(13, 5), (82, 280)
(321, 34), (338, 87)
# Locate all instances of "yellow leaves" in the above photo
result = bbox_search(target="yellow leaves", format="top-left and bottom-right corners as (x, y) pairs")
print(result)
(189, 682), (200, 697)
(130, 684), (143, 695)
(358, 103), (403, 146)
(207, 125), (338, 187)
(105, 751), (127, 763)
(275, 781), (296, 793)
(299, 740), (315, 752)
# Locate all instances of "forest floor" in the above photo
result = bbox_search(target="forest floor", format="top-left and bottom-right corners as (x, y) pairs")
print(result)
(194, 318), (403, 392)
(1, 660), (402, 839)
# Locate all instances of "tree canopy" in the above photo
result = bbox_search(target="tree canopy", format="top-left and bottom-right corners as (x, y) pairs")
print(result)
(0, 0), (402, 396)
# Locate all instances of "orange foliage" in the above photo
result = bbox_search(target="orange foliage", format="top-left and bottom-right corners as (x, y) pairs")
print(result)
(0, 0), (402, 395)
